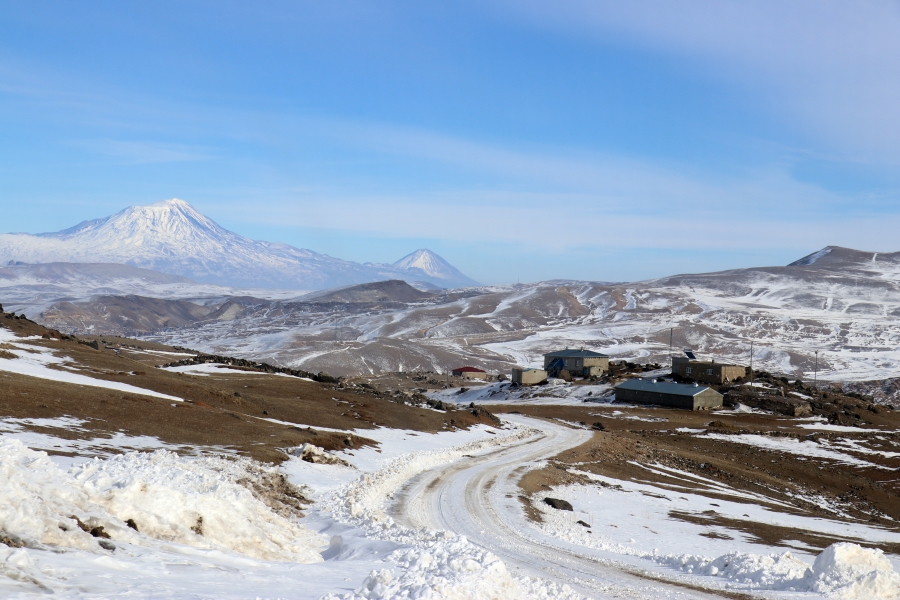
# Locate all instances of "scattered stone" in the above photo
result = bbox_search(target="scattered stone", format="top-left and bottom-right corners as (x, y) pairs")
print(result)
(591, 422), (606, 431)
(125, 519), (139, 531)
(543, 497), (573, 511)
(576, 520), (591, 528)
(0, 534), (24, 548)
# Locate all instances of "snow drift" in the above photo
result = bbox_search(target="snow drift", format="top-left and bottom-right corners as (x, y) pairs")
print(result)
(0, 440), (325, 562)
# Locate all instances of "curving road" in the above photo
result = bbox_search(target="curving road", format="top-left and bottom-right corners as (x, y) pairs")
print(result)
(388, 415), (738, 599)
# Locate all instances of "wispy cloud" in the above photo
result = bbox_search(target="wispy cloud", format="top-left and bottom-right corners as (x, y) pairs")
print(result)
(74, 139), (218, 164)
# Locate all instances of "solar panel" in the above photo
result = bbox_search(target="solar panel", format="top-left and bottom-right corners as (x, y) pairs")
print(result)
(684, 349), (696, 360)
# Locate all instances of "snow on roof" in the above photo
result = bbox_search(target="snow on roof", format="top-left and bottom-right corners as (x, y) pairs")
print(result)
(543, 349), (609, 358)
(616, 379), (717, 397)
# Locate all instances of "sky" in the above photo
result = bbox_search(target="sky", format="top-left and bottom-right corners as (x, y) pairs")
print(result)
(1, 1), (899, 284)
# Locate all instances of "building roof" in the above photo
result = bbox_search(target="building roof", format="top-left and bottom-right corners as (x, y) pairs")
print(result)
(615, 379), (718, 397)
(452, 366), (485, 373)
(543, 349), (609, 358)
(672, 357), (744, 367)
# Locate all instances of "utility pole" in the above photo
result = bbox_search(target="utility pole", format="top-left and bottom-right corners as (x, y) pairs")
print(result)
(669, 327), (673, 358)
(749, 340), (754, 390)
(814, 350), (819, 389)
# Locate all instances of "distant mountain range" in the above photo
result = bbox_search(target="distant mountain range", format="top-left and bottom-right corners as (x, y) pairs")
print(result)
(0, 199), (479, 290)
(18, 243), (900, 391)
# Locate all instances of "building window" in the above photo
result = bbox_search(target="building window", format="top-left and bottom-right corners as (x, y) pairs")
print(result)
(706, 368), (713, 375)
(685, 367), (693, 374)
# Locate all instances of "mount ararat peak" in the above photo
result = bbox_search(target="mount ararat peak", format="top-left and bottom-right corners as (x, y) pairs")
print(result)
(392, 249), (479, 287)
(0, 199), (478, 290)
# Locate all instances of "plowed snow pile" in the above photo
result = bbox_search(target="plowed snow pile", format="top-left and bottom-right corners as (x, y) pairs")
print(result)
(666, 545), (900, 598)
(808, 543), (900, 599)
(0, 439), (325, 563)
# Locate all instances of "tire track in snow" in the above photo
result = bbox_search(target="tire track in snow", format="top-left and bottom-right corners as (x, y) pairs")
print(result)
(389, 415), (751, 599)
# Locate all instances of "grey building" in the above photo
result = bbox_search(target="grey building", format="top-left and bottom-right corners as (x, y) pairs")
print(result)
(615, 379), (723, 410)
(543, 348), (609, 377)
(671, 356), (746, 384)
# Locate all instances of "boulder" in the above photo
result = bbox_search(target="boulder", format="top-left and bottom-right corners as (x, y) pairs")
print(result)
(543, 497), (573, 511)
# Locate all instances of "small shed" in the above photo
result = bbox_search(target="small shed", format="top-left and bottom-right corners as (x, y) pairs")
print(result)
(511, 367), (548, 386)
(452, 366), (487, 380)
(543, 348), (609, 377)
(615, 379), (723, 410)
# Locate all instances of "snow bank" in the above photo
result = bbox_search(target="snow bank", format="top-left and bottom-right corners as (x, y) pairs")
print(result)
(664, 543), (900, 597)
(0, 438), (99, 551)
(73, 450), (325, 561)
(324, 532), (577, 600)
(0, 439), (326, 563)
(807, 543), (900, 599)
(663, 551), (810, 587)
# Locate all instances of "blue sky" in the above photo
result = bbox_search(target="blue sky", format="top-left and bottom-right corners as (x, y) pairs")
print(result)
(2, 1), (899, 284)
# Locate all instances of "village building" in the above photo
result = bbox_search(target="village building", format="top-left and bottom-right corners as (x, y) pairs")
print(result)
(451, 366), (487, 380)
(511, 367), (548, 386)
(543, 348), (609, 378)
(615, 379), (723, 410)
(671, 356), (746, 384)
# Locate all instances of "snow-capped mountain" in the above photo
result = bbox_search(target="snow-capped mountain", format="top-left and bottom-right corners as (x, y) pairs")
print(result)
(392, 249), (479, 288)
(0, 199), (478, 290)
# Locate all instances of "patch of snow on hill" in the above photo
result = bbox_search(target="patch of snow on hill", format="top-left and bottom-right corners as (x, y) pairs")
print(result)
(0, 328), (182, 401)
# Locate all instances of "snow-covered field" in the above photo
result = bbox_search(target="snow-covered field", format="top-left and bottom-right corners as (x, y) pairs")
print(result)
(2, 407), (900, 598)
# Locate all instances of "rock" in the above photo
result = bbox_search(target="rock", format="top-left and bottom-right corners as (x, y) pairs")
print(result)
(576, 520), (591, 528)
(98, 539), (116, 551)
(125, 519), (139, 531)
(0, 534), (24, 548)
(591, 422), (606, 431)
(290, 443), (350, 466)
(543, 497), (573, 511)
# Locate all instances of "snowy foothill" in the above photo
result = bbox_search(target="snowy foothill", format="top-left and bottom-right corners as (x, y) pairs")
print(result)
(0, 327), (183, 401)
